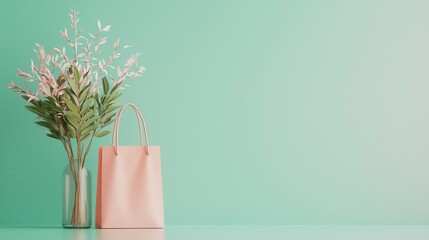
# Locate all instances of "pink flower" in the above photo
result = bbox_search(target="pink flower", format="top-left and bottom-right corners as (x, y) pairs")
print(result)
(61, 28), (70, 42)
(38, 81), (51, 97)
(35, 43), (46, 58)
(17, 69), (32, 78)
(102, 25), (111, 32)
(98, 37), (107, 45)
(8, 82), (22, 90)
(26, 93), (39, 102)
(137, 66), (146, 74)
(11, 9), (146, 107)
(113, 38), (119, 50)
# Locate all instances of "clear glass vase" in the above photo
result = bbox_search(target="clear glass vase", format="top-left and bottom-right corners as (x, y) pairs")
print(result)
(63, 159), (92, 228)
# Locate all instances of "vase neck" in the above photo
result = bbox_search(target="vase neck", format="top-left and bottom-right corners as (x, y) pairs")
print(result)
(71, 159), (85, 169)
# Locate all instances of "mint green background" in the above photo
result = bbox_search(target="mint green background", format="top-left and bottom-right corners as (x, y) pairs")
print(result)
(1, 0), (429, 226)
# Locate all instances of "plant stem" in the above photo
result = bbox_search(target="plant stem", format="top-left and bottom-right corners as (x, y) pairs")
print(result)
(76, 138), (81, 168)
(82, 131), (96, 166)
(71, 177), (81, 226)
(66, 137), (77, 180)
(64, 135), (85, 227)
(61, 139), (77, 184)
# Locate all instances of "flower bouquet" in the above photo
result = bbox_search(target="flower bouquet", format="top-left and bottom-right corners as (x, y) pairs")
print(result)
(8, 10), (145, 227)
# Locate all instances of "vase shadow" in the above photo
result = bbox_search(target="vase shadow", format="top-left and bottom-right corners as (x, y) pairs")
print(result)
(64, 229), (92, 240)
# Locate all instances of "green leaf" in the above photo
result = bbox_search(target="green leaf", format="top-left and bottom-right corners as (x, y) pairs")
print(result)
(110, 83), (121, 94)
(25, 105), (44, 116)
(81, 124), (97, 136)
(102, 117), (116, 128)
(47, 134), (60, 140)
(46, 96), (56, 102)
(42, 99), (62, 112)
(102, 92), (121, 107)
(109, 92), (122, 103)
(64, 88), (79, 104)
(66, 76), (79, 95)
(64, 110), (80, 120)
(105, 105), (121, 114)
(58, 122), (66, 136)
(79, 83), (91, 100)
(81, 116), (96, 130)
(95, 92), (101, 110)
(73, 65), (80, 83)
(35, 121), (57, 131)
(95, 130), (110, 138)
(101, 111), (116, 123)
(42, 115), (58, 129)
(99, 103), (114, 115)
(81, 133), (91, 141)
(49, 129), (61, 136)
(82, 110), (94, 121)
(64, 97), (79, 113)
(81, 70), (90, 87)
(56, 75), (65, 85)
(102, 77), (109, 95)
(68, 130), (76, 138)
(83, 69), (90, 79)
(64, 114), (79, 130)
(81, 98), (92, 113)
(21, 95), (39, 106)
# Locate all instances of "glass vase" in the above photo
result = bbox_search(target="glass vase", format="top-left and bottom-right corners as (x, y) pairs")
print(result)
(63, 159), (92, 228)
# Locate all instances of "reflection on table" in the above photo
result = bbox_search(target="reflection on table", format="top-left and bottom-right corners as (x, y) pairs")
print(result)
(96, 229), (164, 240)
(64, 228), (164, 240)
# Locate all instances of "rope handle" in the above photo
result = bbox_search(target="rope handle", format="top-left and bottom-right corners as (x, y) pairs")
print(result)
(111, 103), (150, 156)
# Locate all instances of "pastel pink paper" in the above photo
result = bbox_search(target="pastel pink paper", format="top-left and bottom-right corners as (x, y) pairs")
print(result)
(96, 145), (164, 228)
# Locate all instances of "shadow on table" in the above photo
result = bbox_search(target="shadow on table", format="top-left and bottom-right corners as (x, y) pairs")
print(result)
(64, 228), (164, 240)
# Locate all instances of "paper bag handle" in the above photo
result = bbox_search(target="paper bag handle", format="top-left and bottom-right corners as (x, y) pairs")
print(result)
(112, 103), (150, 156)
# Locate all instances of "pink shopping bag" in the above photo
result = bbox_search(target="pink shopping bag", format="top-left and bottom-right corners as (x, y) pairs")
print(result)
(96, 103), (164, 228)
